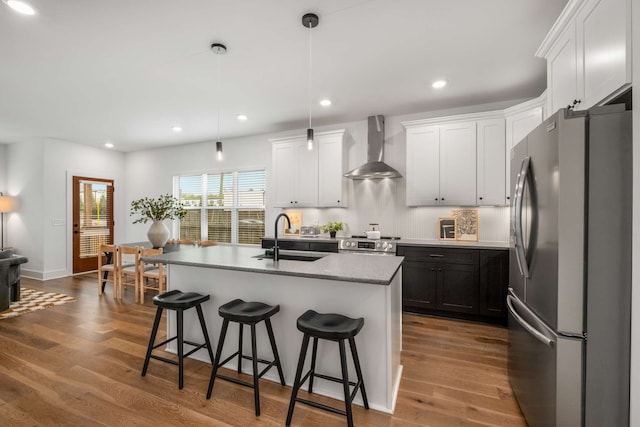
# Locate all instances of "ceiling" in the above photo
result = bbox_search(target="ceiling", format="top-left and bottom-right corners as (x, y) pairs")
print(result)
(0, 0), (568, 152)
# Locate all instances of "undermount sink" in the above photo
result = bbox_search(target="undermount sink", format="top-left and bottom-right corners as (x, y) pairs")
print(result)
(253, 252), (326, 262)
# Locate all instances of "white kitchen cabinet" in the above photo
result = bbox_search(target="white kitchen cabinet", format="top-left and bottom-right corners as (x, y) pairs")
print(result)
(504, 97), (545, 202)
(406, 126), (440, 206)
(547, 21), (579, 115)
(537, 0), (631, 115)
(439, 122), (477, 206)
(271, 138), (318, 207)
(404, 119), (477, 206)
(476, 118), (506, 206)
(271, 129), (346, 208)
(576, 0), (631, 109)
(317, 130), (348, 207)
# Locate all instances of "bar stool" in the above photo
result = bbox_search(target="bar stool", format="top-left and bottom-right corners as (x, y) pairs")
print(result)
(206, 299), (285, 416)
(141, 290), (215, 389)
(286, 310), (369, 427)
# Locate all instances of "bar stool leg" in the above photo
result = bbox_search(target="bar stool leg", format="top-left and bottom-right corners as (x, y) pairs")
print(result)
(286, 333), (310, 426)
(142, 306), (163, 376)
(177, 309), (185, 389)
(265, 318), (285, 385)
(237, 323), (244, 373)
(196, 304), (215, 364)
(250, 323), (260, 416)
(308, 337), (319, 393)
(349, 337), (369, 409)
(207, 319), (229, 399)
(339, 339), (354, 427)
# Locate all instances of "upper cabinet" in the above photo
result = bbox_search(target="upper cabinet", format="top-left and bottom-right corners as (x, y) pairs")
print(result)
(404, 111), (505, 207)
(271, 129), (347, 208)
(536, 0), (631, 116)
(476, 118), (506, 206)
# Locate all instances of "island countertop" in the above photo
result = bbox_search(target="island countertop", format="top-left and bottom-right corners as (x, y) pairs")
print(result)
(142, 245), (403, 286)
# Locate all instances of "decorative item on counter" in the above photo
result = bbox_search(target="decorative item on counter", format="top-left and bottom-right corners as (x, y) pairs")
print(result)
(283, 210), (302, 236)
(130, 194), (187, 248)
(450, 209), (478, 241)
(438, 217), (457, 240)
(320, 221), (344, 238)
(300, 225), (320, 236)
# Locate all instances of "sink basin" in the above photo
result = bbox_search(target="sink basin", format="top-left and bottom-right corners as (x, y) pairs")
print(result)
(253, 252), (325, 262)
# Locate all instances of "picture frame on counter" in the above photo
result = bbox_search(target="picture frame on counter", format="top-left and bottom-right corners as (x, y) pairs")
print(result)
(451, 209), (479, 241)
(438, 217), (457, 240)
(283, 210), (302, 236)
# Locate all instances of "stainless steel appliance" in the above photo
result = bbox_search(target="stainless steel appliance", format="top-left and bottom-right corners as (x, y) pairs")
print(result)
(338, 236), (399, 255)
(508, 106), (631, 427)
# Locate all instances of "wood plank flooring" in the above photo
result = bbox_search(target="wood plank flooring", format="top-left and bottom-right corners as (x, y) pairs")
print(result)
(0, 274), (525, 426)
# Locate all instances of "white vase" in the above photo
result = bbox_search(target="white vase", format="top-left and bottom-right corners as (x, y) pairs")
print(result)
(147, 220), (170, 248)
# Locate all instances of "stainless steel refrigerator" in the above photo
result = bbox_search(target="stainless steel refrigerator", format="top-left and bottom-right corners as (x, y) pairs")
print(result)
(508, 105), (631, 427)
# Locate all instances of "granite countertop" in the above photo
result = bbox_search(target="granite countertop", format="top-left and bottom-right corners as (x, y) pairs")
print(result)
(397, 239), (509, 250)
(141, 245), (403, 286)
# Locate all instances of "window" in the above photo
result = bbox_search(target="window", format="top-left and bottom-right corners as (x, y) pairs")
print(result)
(176, 170), (265, 245)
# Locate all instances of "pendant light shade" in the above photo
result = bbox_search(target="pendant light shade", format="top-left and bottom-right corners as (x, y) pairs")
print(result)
(302, 13), (319, 150)
(216, 140), (223, 161)
(211, 42), (227, 161)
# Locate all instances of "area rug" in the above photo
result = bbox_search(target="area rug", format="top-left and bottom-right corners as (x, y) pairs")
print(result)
(0, 288), (76, 319)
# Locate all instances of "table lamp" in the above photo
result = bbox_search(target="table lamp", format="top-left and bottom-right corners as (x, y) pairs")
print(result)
(0, 192), (14, 250)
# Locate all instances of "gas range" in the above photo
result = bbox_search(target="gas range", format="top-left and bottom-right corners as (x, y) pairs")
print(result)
(338, 236), (400, 255)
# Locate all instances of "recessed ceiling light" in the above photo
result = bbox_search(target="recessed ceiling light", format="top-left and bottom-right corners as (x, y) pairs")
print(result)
(171, 125), (183, 132)
(3, 0), (36, 15)
(432, 80), (447, 89)
(319, 99), (332, 107)
(104, 142), (114, 149)
(236, 114), (248, 121)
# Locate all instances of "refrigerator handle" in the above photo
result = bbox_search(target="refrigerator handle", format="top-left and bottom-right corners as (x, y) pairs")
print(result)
(507, 294), (554, 348)
(512, 156), (531, 278)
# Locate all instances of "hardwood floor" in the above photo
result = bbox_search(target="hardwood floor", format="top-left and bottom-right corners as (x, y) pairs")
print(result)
(0, 275), (525, 426)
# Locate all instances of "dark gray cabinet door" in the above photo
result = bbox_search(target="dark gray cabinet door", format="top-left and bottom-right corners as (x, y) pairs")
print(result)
(436, 263), (479, 314)
(402, 260), (437, 311)
(479, 250), (509, 318)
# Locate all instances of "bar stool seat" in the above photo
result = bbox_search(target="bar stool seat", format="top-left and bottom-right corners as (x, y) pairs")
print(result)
(219, 299), (280, 323)
(141, 290), (214, 389)
(297, 310), (364, 340)
(207, 298), (285, 416)
(286, 310), (369, 427)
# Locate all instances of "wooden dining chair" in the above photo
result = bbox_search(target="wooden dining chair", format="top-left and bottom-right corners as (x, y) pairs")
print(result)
(118, 245), (140, 302)
(177, 239), (195, 244)
(199, 240), (218, 246)
(98, 244), (118, 298)
(138, 247), (165, 304)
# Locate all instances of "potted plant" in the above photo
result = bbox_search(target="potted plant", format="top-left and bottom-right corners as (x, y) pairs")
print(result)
(320, 221), (344, 238)
(130, 194), (187, 248)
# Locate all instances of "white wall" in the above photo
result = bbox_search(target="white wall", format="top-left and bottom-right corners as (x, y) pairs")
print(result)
(630, 0), (639, 424)
(43, 140), (125, 279)
(7, 140), (45, 276)
(6, 139), (124, 279)
(124, 135), (270, 242)
(0, 143), (6, 191)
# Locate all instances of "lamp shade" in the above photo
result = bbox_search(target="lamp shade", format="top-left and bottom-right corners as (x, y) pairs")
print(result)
(0, 196), (14, 213)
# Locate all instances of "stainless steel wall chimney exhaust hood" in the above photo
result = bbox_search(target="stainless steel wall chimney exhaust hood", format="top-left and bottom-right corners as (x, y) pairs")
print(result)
(344, 115), (402, 179)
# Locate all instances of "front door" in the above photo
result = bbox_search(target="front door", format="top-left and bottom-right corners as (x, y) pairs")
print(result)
(72, 176), (114, 273)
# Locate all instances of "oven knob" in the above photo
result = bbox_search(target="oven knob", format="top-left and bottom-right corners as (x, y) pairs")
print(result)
(388, 243), (393, 251)
(376, 242), (381, 249)
(382, 242), (388, 249)
(350, 241), (356, 248)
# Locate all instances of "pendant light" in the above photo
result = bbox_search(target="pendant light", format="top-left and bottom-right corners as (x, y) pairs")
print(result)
(211, 42), (227, 161)
(302, 13), (319, 150)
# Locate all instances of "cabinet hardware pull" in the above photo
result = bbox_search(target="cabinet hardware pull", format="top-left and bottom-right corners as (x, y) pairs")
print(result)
(429, 254), (444, 258)
(434, 198), (438, 201)
(441, 198), (445, 201)
(479, 197), (483, 200)
(437, 268), (443, 272)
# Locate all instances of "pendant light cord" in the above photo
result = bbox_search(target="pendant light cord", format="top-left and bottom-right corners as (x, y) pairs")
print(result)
(308, 21), (312, 129)
(217, 52), (221, 142)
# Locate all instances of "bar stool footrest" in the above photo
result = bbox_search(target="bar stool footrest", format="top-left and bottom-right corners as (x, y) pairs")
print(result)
(294, 397), (347, 417)
(216, 373), (254, 389)
(150, 354), (179, 366)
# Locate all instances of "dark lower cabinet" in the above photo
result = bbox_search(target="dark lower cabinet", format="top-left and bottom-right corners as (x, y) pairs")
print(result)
(398, 245), (508, 324)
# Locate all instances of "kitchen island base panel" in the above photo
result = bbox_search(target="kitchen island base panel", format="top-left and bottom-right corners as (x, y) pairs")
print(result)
(163, 263), (402, 414)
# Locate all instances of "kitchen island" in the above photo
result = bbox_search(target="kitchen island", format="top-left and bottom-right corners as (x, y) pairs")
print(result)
(142, 245), (403, 413)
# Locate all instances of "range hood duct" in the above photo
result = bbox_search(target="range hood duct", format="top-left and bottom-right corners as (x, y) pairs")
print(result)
(344, 115), (402, 179)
